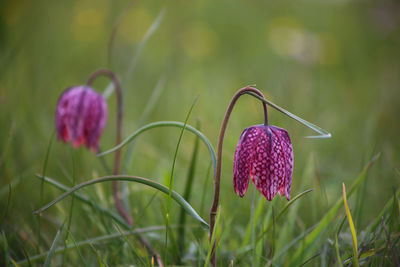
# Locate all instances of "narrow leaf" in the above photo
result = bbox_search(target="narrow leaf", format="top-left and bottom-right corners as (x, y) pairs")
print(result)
(246, 91), (331, 139)
(178, 120), (201, 259)
(34, 174), (129, 229)
(34, 175), (209, 229)
(289, 154), (379, 264)
(205, 206), (221, 267)
(255, 189), (313, 244)
(104, 8), (166, 98)
(98, 121), (216, 176)
(43, 224), (63, 267)
(17, 225), (183, 265)
(342, 183), (359, 267)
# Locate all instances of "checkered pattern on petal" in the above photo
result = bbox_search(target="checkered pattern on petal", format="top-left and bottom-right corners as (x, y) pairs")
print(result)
(232, 124), (293, 201)
(270, 126), (293, 200)
(233, 127), (260, 197)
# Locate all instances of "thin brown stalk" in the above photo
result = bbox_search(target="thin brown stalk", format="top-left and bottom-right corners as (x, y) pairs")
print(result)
(87, 69), (132, 226)
(87, 69), (163, 266)
(209, 86), (268, 266)
(381, 216), (400, 267)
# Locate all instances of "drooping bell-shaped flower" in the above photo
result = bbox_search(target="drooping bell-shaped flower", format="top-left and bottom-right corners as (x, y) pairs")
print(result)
(233, 124), (293, 200)
(55, 86), (107, 153)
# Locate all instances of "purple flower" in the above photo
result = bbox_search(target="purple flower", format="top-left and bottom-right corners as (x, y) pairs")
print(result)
(233, 125), (293, 201)
(55, 86), (107, 153)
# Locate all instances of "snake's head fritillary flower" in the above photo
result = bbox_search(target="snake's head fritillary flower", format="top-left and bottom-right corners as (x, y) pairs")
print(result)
(55, 86), (107, 153)
(233, 125), (293, 201)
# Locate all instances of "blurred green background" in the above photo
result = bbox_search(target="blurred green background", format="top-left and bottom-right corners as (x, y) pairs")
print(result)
(1, 0), (399, 265)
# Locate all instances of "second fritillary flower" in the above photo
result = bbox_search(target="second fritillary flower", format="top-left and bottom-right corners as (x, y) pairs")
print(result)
(55, 86), (107, 153)
(233, 124), (293, 201)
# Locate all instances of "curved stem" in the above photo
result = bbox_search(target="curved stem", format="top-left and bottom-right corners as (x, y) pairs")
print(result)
(87, 70), (164, 266)
(86, 69), (133, 226)
(209, 86), (267, 266)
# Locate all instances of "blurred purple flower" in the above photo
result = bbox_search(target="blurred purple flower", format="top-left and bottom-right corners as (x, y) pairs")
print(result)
(233, 125), (293, 201)
(55, 86), (107, 153)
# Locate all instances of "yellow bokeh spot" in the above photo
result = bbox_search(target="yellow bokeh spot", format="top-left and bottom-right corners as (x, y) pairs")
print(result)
(180, 23), (218, 59)
(72, 1), (108, 43)
(267, 17), (306, 59)
(267, 16), (340, 65)
(119, 8), (152, 44)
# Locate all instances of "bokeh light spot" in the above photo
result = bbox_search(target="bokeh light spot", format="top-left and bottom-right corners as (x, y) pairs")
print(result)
(180, 23), (219, 59)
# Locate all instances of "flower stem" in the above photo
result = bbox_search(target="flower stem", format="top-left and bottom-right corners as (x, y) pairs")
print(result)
(87, 69), (164, 266)
(86, 69), (133, 226)
(209, 86), (267, 266)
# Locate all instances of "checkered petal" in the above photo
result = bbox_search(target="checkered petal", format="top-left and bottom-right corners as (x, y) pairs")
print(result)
(233, 124), (293, 201)
(233, 127), (260, 197)
(270, 126), (293, 200)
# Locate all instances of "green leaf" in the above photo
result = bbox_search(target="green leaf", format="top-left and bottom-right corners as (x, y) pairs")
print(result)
(124, 76), (167, 173)
(256, 189), (314, 244)
(165, 96), (198, 263)
(17, 225), (181, 265)
(104, 8), (166, 98)
(342, 183), (359, 267)
(246, 91), (331, 139)
(2, 232), (10, 267)
(34, 174), (129, 229)
(97, 121), (216, 176)
(289, 153), (379, 264)
(205, 206), (221, 267)
(34, 175), (209, 229)
(43, 224), (63, 267)
(178, 120), (201, 259)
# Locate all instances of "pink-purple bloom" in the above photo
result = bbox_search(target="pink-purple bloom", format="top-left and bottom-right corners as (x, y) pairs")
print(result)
(233, 125), (293, 201)
(55, 86), (107, 153)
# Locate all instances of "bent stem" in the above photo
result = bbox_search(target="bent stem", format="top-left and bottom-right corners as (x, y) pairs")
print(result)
(87, 70), (163, 266)
(86, 69), (133, 226)
(209, 86), (268, 266)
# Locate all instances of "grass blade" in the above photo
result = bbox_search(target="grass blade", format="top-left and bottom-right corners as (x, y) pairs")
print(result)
(342, 183), (359, 267)
(34, 175), (209, 229)
(205, 206), (221, 267)
(178, 120), (201, 260)
(123, 8), (166, 87)
(43, 224), (63, 267)
(254, 189), (313, 245)
(2, 232), (10, 267)
(62, 151), (77, 266)
(17, 225), (186, 265)
(367, 187), (400, 234)
(289, 153), (379, 264)
(104, 8), (166, 98)
(98, 121), (216, 176)
(107, 0), (136, 67)
(165, 96), (198, 263)
(124, 76), (167, 173)
(113, 223), (147, 266)
(38, 131), (55, 253)
(34, 174), (129, 229)
(0, 184), (12, 226)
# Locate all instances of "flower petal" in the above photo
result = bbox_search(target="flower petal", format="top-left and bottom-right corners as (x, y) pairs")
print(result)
(233, 127), (260, 197)
(250, 126), (285, 200)
(270, 126), (293, 200)
(55, 86), (107, 153)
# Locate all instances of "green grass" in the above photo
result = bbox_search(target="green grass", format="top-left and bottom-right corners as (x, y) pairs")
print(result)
(1, 0), (400, 266)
